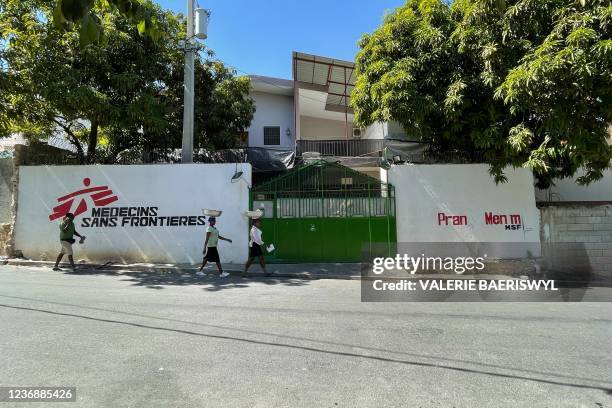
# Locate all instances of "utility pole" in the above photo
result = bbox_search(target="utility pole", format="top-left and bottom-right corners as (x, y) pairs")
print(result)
(181, 0), (196, 163)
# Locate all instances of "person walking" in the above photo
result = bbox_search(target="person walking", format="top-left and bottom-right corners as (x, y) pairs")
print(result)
(243, 218), (269, 278)
(197, 217), (232, 278)
(53, 213), (85, 272)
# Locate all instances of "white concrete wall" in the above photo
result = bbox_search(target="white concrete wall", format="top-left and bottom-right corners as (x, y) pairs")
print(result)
(363, 122), (386, 140)
(386, 121), (406, 139)
(362, 121), (406, 140)
(14, 164), (251, 264)
(0, 133), (26, 149)
(380, 168), (388, 184)
(248, 91), (295, 149)
(300, 116), (353, 140)
(389, 164), (540, 258)
(540, 205), (612, 279)
(536, 168), (612, 202)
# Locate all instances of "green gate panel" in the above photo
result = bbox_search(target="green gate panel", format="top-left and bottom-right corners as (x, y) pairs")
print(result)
(369, 217), (397, 258)
(319, 218), (349, 262)
(261, 217), (396, 263)
(345, 218), (371, 261)
(270, 219), (301, 262)
(298, 219), (323, 261)
(251, 160), (397, 264)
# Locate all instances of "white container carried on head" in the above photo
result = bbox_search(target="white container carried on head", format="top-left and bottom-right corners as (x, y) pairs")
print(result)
(202, 209), (222, 217)
(244, 210), (264, 219)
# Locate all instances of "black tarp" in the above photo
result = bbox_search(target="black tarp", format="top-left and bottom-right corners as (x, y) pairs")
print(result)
(381, 140), (484, 165)
(140, 147), (297, 173)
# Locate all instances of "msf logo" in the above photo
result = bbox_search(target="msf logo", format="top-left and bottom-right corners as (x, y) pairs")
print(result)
(49, 178), (119, 221)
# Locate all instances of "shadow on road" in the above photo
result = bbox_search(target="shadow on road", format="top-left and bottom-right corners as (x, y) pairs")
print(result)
(202, 276), (309, 292)
(0, 300), (611, 396)
(62, 269), (310, 291)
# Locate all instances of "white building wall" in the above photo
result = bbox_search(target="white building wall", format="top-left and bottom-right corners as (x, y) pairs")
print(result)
(389, 164), (540, 258)
(247, 91), (295, 149)
(300, 116), (354, 140)
(362, 122), (385, 140)
(361, 121), (406, 140)
(386, 121), (407, 139)
(535, 168), (612, 202)
(14, 164), (252, 264)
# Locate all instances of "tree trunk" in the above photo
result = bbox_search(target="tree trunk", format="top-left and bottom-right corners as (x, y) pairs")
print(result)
(86, 119), (99, 164)
(72, 140), (86, 164)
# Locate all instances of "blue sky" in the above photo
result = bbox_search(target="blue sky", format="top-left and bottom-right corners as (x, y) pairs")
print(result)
(155, 0), (406, 79)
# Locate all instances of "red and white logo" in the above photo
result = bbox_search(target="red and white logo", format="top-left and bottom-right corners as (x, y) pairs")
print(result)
(49, 178), (119, 221)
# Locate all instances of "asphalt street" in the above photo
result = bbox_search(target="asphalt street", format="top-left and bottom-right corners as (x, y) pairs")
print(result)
(0, 265), (611, 408)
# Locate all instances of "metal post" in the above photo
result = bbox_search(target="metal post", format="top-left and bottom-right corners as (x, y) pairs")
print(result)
(344, 67), (349, 157)
(181, 0), (195, 163)
(293, 55), (299, 155)
(386, 186), (391, 257)
(367, 178), (372, 258)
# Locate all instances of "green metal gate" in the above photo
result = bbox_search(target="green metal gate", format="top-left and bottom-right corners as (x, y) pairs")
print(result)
(250, 160), (396, 263)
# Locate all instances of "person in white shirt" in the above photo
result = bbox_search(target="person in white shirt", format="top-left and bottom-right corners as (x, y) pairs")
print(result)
(196, 217), (232, 278)
(243, 218), (269, 278)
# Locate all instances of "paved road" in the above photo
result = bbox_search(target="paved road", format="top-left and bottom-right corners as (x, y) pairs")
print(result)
(0, 265), (611, 408)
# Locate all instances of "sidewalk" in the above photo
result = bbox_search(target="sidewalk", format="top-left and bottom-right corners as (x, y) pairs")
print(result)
(5, 258), (610, 287)
(2, 258), (363, 279)
(2, 258), (522, 281)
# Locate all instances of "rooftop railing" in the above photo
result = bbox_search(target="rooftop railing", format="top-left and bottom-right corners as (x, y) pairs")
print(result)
(296, 139), (385, 157)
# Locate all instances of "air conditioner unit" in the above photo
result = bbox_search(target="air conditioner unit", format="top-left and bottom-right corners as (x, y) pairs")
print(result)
(352, 128), (364, 139)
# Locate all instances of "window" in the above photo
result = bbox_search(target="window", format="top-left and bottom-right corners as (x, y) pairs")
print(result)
(264, 126), (281, 146)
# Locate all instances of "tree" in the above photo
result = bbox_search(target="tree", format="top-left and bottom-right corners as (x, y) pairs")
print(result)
(352, 0), (612, 187)
(52, 0), (162, 46)
(0, 0), (12, 137)
(0, 64), (9, 138)
(0, 0), (254, 163)
(157, 56), (255, 153)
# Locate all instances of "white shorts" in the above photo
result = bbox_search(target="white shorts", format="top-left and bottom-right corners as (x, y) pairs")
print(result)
(60, 241), (73, 256)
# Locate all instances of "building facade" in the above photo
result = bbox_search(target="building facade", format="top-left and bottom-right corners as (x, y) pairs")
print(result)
(246, 52), (407, 180)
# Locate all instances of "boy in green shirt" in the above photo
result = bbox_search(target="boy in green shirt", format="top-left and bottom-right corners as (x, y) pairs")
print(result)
(53, 213), (85, 272)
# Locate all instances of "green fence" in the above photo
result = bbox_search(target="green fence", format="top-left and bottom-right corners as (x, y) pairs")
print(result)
(250, 160), (396, 263)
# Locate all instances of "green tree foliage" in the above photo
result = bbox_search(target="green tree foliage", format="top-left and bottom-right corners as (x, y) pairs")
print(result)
(0, 0), (254, 163)
(52, 0), (162, 46)
(0, 63), (9, 138)
(352, 0), (612, 187)
(0, 1), (10, 137)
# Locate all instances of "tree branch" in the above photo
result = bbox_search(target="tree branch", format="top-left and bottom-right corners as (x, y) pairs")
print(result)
(52, 117), (85, 162)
